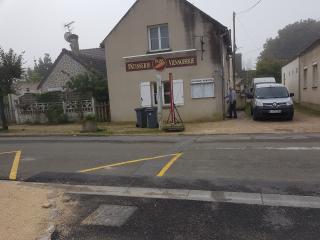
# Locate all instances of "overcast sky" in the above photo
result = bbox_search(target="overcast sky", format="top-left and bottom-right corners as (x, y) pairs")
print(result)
(0, 0), (319, 69)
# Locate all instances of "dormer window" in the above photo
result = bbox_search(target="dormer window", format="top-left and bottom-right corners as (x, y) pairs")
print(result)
(148, 24), (169, 52)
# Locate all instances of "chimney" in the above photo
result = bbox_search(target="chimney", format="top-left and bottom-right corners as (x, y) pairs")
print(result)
(69, 34), (80, 54)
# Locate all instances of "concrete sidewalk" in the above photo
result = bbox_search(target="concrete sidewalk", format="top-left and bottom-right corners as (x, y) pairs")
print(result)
(0, 181), (61, 240)
(1, 110), (319, 137)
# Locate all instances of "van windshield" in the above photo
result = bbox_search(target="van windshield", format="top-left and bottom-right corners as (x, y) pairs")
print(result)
(255, 87), (289, 99)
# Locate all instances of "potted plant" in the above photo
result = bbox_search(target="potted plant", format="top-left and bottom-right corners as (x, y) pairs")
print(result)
(82, 114), (97, 132)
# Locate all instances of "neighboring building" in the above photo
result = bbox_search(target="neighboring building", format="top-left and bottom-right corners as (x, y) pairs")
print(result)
(38, 46), (106, 93)
(7, 81), (40, 118)
(281, 57), (300, 102)
(7, 80), (39, 122)
(101, 0), (232, 123)
(300, 39), (320, 110)
(281, 38), (320, 110)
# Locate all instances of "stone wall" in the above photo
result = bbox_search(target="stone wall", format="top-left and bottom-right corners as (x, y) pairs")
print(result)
(41, 54), (88, 92)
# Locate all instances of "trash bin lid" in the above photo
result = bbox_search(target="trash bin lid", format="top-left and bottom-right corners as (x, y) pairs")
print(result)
(145, 107), (158, 111)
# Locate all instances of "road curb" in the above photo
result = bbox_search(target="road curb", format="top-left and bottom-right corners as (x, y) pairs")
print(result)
(1, 133), (320, 143)
(23, 182), (320, 209)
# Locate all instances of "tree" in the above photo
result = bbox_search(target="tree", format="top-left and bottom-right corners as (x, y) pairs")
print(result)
(255, 58), (285, 83)
(26, 53), (53, 83)
(0, 48), (23, 130)
(259, 19), (320, 61)
(256, 19), (320, 84)
(66, 72), (108, 102)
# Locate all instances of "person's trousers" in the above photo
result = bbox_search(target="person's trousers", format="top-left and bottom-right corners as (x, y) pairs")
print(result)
(229, 101), (237, 118)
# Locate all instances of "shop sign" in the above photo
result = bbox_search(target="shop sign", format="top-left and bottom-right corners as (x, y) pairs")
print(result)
(126, 55), (197, 72)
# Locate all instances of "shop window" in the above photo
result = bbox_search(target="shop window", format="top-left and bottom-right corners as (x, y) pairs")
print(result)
(303, 67), (308, 89)
(163, 81), (171, 105)
(151, 82), (158, 105)
(191, 79), (215, 99)
(148, 24), (169, 52)
(312, 63), (318, 88)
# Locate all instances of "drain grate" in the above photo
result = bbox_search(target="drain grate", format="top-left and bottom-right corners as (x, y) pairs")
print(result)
(81, 204), (138, 227)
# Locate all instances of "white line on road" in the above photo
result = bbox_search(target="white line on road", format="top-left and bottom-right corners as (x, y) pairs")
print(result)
(216, 147), (320, 151)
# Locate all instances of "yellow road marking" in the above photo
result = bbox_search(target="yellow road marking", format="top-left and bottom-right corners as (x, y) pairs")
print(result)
(157, 153), (183, 177)
(0, 151), (18, 155)
(79, 154), (178, 173)
(9, 150), (22, 181)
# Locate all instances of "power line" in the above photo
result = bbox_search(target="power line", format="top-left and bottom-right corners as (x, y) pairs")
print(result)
(237, 18), (255, 46)
(237, 0), (263, 15)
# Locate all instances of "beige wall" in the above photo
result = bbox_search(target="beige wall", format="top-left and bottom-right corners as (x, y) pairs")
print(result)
(282, 58), (300, 102)
(300, 43), (320, 109)
(104, 0), (230, 122)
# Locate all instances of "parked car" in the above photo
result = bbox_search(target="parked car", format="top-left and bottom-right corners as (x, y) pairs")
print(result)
(249, 83), (295, 121)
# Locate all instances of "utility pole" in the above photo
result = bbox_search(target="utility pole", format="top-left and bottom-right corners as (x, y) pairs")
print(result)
(232, 11), (236, 90)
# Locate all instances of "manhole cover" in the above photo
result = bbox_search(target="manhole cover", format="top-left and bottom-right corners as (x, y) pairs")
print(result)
(82, 204), (137, 227)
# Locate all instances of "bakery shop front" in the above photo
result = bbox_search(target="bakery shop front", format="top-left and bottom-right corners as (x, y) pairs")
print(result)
(102, 0), (232, 123)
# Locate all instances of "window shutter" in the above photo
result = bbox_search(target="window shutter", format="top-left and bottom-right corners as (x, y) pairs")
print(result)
(140, 82), (152, 107)
(173, 80), (184, 106)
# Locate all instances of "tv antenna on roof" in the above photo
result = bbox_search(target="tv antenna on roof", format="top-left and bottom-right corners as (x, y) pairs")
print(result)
(64, 21), (75, 33)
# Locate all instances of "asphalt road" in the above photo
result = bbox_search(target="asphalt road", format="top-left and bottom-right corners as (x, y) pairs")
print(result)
(1, 134), (320, 194)
(52, 193), (320, 240)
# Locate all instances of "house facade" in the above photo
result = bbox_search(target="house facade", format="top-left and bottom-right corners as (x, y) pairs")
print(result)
(102, 0), (231, 123)
(300, 39), (320, 110)
(38, 47), (106, 93)
(281, 39), (320, 110)
(281, 58), (300, 103)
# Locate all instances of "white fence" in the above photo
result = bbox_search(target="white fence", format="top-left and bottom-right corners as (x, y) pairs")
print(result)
(16, 99), (95, 124)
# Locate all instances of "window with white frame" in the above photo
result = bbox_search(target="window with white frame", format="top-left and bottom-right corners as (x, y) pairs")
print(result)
(303, 67), (308, 89)
(148, 24), (169, 52)
(141, 80), (184, 107)
(312, 63), (318, 88)
(191, 79), (215, 99)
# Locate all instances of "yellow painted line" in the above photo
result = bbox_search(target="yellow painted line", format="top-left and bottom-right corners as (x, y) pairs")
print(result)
(0, 151), (18, 156)
(79, 154), (177, 173)
(9, 150), (22, 181)
(157, 153), (183, 177)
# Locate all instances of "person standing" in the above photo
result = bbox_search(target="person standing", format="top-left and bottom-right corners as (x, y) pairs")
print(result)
(226, 87), (237, 119)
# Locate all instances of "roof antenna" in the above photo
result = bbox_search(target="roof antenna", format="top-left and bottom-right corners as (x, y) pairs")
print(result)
(64, 21), (75, 33)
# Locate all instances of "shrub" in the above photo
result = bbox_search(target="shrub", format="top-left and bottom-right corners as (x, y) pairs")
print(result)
(36, 91), (62, 103)
(46, 104), (68, 124)
(84, 114), (96, 122)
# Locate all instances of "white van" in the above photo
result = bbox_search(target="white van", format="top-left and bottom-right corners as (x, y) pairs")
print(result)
(253, 77), (276, 88)
(250, 83), (294, 121)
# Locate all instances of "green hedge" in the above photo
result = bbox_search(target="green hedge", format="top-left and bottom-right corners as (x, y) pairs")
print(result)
(46, 104), (68, 124)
